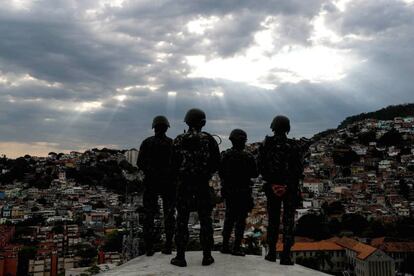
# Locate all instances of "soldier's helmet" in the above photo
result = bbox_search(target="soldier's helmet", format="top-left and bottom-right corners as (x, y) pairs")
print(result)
(152, 115), (170, 128)
(229, 129), (247, 142)
(184, 108), (206, 127)
(270, 115), (290, 133)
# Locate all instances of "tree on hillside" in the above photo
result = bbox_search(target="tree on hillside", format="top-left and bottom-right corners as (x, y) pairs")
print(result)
(358, 130), (377, 145)
(322, 201), (345, 216)
(399, 179), (410, 199)
(296, 214), (330, 240)
(379, 128), (403, 147)
(315, 251), (334, 272)
(341, 213), (368, 236)
(102, 230), (124, 252)
(333, 146), (359, 167)
(18, 246), (37, 276)
(76, 243), (97, 267)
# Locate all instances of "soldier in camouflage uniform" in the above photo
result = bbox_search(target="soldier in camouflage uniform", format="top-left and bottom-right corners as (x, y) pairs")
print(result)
(170, 108), (220, 267)
(219, 129), (258, 256)
(258, 115), (304, 265)
(137, 115), (175, 256)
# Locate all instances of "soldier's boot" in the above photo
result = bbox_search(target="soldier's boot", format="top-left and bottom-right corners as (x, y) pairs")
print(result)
(202, 251), (215, 266)
(231, 246), (245, 257)
(265, 250), (276, 262)
(171, 250), (187, 267)
(264, 239), (277, 262)
(162, 239), (173, 255)
(264, 241), (277, 262)
(280, 245), (293, 265)
(220, 245), (231, 254)
(145, 243), (155, 257)
(232, 217), (246, 257)
(231, 238), (245, 257)
(220, 237), (231, 254)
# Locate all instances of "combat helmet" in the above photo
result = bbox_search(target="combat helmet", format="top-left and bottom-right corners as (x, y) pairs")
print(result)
(229, 129), (247, 142)
(184, 108), (206, 126)
(270, 115), (290, 133)
(152, 115), (170, 128)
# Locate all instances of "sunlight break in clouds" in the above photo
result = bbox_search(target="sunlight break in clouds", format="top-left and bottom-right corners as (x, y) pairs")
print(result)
(186, 46), (352, 89)
(186, 15), (355, 89)
(75, 101), (103, 112)
(10, 0), (32, 11)
(187, 16), (220, 35)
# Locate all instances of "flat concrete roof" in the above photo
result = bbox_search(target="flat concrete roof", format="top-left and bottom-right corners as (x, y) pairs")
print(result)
(99, 251), (328, 276)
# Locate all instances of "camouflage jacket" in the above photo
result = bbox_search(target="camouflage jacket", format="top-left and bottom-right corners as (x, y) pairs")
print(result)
(137, 134), (173, 181)
(257, 134), (303, 189)
(172, 129), (220, 181)
(219, 148), (258, 193)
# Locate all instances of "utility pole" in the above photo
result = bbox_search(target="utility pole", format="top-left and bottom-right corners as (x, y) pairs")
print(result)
(122, 192), (140, 261)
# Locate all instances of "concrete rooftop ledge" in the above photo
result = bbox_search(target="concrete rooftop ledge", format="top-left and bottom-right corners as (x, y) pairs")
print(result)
(99, 251), (329, 276)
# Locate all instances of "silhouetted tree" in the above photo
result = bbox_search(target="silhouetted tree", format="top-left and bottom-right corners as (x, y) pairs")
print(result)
(379, 128), (403, 147)
(341, 214), (368, 235)
(102, 230), (124, 252)
(296, 214), (330, 240)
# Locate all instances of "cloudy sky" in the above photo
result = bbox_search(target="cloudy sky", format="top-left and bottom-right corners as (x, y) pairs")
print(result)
(0, 0), (413, 157)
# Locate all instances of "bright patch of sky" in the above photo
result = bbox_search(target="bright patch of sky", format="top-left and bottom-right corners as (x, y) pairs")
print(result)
(75, 101), (103, 112)
(186, 16), (354, 89)
(187, 16), (220, 35)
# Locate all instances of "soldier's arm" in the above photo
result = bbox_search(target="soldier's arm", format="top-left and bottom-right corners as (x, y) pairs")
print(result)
(209, 135), (221, 174)
(256, 138), (267, 175)
(137, 139), (148, 172)
(218, 151), (227, 180)
(288, 142), (304, 184)
(248, 153), (259, 179)
(170, 137), (182, 179)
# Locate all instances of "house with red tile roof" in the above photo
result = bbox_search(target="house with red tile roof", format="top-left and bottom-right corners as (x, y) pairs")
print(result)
(274, 237), (396, 275)
(371, 237), (414, 272)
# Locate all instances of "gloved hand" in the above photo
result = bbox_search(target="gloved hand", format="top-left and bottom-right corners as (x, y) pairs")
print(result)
(271, 184), (287, 198)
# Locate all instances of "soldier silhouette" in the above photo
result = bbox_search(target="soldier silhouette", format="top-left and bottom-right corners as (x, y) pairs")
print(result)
(219, 129), (258, 256)
(137, 115), (175, 256)
(170, 108), (220, 267)
(258, 115), (304, 265)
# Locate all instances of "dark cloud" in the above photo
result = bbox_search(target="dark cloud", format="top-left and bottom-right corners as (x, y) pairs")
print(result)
(0, 0), (413, 157)
(326, 0), (414, 36)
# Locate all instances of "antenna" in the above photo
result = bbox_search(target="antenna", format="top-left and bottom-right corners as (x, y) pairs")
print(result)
(122, 192), (140, 261)
(212, 134), (222, 145)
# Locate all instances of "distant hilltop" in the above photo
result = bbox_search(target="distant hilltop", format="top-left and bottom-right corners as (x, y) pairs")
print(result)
(338, 103), (414, 129)
(312, 103), (414, 141)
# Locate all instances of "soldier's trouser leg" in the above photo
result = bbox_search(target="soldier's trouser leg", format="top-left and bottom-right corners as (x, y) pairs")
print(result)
(222, 204), (236, 248)
(234, 211), (247, 249)
(282, 196), (295, 254)
(161, 191), (176, 246)
(197, 190), (214, 256)
(143, 190), (158, 252)
(175, 203), (190, 258)
(198, 208), (213, 255)
(266, 195), (282, 254)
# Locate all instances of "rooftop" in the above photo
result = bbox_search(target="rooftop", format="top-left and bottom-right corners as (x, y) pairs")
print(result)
(277, 241), (344, 252)
(99, 251), (328, 276)
(329, 237), (377, 260)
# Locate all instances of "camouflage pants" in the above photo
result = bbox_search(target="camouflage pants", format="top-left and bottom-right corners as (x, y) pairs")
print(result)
(265, 189), (296, 252)
(175, 179), (214, 255)
(222, 199), (248, 247)
(143, 182), (176, 251)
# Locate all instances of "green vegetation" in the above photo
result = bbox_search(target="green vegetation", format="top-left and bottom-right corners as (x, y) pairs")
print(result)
(296, 212), (414, 240)
(338, 103), (414, 129)
(102, 230), (124, 252)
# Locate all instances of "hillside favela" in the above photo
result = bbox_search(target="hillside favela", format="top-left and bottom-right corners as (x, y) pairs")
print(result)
(0, 104), (413, 276)
(2, 1), (414, 276)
